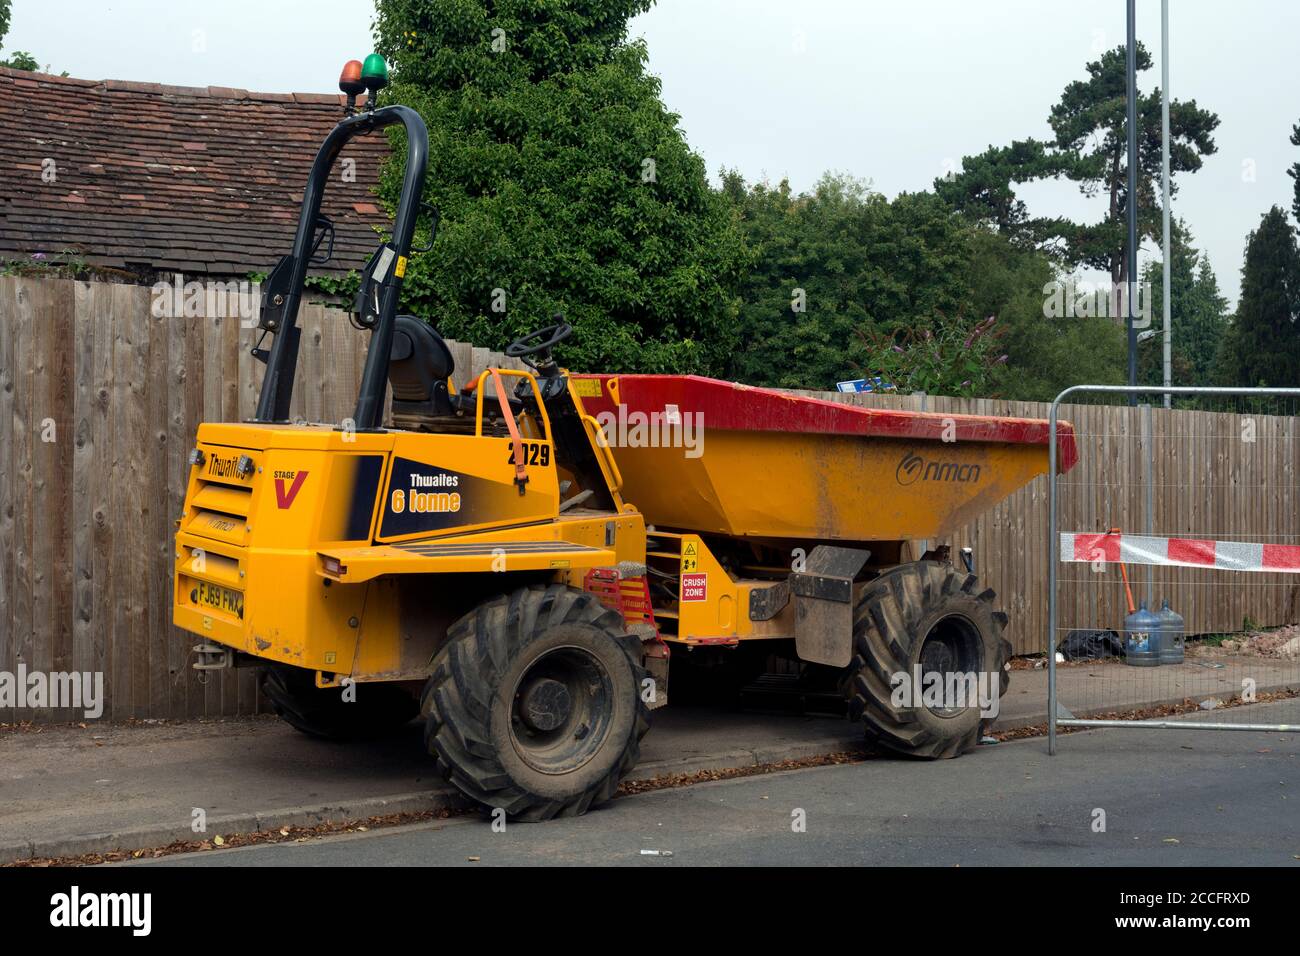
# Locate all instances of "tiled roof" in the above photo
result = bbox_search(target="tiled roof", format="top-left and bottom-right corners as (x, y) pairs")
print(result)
(0, 66), (393, 277)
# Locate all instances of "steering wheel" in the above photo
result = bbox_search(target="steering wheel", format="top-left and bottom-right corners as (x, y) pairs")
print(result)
(505, 319), (572, 373)
(506, 321), (572, 359)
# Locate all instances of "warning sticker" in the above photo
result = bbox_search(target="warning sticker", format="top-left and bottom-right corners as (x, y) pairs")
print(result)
(571, 378), (603, 398)
(681, 541), (699, 572)
(681, 572), (707, 602)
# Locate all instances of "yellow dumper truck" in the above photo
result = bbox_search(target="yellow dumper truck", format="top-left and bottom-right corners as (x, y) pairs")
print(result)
(173, 58), (1078, 820)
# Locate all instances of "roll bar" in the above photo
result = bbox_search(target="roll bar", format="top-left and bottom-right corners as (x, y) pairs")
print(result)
(252, 104), (429, 430)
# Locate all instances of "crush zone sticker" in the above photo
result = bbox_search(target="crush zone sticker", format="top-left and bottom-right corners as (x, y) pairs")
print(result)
(681, 572), (707, 601)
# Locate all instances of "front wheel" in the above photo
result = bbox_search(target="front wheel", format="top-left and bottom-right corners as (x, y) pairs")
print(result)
(846, 562), (1010, 758)
(421, 584), (650, 821)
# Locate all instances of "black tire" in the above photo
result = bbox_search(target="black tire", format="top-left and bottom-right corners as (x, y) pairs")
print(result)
(847, 561), (1011, 758)
(260, 664), (419, 740)
(421, 584), (651, 822)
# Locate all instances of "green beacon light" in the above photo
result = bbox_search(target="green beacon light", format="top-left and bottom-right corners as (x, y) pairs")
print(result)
(361, 54), (389, 93)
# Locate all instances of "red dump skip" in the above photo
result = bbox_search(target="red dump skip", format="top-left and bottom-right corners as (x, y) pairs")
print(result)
(572, 373), (1080, 473)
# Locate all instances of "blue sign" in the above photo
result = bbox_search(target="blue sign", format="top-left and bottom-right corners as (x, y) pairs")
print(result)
(836, 377), (896, 393)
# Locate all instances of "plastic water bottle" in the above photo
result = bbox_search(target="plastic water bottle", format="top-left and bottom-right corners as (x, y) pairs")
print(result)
(1156, 600), (1185, 665)
(1123, 601), (1160, 667)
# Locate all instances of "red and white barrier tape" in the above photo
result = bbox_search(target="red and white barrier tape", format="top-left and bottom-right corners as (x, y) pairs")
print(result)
(1060, 532), (1300, 573)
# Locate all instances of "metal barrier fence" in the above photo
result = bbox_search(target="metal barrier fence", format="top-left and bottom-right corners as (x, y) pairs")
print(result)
(1047, 385), (1300, 753)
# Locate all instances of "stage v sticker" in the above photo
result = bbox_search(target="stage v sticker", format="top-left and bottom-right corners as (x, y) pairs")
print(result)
(681, 572), (707, 601)
(274, 470), (308, 509)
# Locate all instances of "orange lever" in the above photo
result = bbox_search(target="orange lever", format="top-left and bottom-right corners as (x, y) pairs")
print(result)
(1107, 527), (1135, 614)
(489, 368), (528, 495)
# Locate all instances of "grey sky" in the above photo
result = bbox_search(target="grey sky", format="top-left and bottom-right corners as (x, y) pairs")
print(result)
(6, 0), (1299, 306)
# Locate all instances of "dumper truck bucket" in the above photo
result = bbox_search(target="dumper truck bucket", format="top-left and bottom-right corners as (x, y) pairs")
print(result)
(573, 374), (1078, 543)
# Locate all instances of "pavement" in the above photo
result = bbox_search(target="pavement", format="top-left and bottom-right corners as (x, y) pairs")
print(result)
(1, 657), (1296, 864)
(132, 701), (1300, 867)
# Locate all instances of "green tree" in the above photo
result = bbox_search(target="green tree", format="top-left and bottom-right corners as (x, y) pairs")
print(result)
(934, 140), (1073, 249)
(372, 0), (745, 375)
(1213, 207), (1300, 387)
(852, 312), (1007, 399)
(2, 50), (37, 70)
(938, 43), (1218, 298)
(719, 172), (972, 389)
(966, 229), (1126, 401)
(720, 171), (1126, 398)
(1138, 222), (1228, 386)
(0, 0), (38, 70)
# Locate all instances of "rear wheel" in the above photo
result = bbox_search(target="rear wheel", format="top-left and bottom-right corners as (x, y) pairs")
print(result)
(422, 584), (650, 821)
(846, 562), (1010, 758)
(260, 664), (419, 740)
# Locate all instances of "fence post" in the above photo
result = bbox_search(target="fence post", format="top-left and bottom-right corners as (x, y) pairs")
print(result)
(1142, 402), (1154, 607)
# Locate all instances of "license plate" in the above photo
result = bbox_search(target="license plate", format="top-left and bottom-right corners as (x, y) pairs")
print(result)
(192, 580), (244, 618)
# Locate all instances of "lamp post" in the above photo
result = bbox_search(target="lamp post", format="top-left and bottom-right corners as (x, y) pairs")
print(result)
(1125, 0), (1139, 405)
(1161, 0), (1172, 407)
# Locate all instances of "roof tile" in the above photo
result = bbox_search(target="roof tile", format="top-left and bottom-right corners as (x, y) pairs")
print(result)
(0, 65), (392, 276)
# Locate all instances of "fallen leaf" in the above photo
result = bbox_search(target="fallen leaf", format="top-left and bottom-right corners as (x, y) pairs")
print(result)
(213, 835), (224, 846)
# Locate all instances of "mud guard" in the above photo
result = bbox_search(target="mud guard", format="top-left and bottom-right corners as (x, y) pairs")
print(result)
(791, 545), (872, 668)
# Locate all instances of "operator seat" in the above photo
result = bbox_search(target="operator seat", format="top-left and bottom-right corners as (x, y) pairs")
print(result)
(388, 315), (458, 430)
(386, 316), (520, 433)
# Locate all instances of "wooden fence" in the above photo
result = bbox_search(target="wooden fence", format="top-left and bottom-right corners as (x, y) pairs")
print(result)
(1, 276), (1297, 721)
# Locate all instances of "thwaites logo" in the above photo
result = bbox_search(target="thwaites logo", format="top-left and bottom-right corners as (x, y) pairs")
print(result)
(207, 454), (242, 479)
(381, 458), (483, 536)
(274, 470), (308, 509)
(391, 470), (461, 516)
(896, 452), (982, 486)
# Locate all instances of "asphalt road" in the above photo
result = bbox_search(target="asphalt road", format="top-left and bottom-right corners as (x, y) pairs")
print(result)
(133, 703), (1299, 867)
